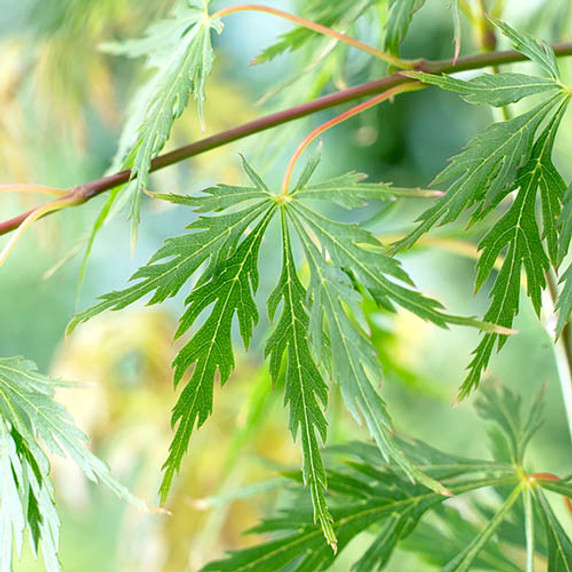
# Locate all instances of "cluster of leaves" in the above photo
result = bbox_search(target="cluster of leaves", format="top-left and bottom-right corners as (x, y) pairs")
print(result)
(391, 19), (572, 398)
(68, 151), (501, 544)
(66, 5), (572, 549)
(204, 385), (572, 571)
(0, 357), (143, 571)
(91, 0), (462, 247)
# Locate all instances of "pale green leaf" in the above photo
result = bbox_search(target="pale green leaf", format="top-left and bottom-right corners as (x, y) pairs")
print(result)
(404, 71), (560, 107)
(0, 357), (143, 572)
(492, 18), (560, 81)
(104, 0), (222, 237)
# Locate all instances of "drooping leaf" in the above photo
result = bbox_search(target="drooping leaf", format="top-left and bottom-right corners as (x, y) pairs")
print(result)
(0, 357), (143, 571)
(264, 211), (335, 547)
(460, 101), (568, 397)
(391, 93), (566, 253)
(289, 209), (447, 494)
(392, 15), (569, 255)
(290, 200), (502, 332)
(160, 206), (275, 500)
(70, 158), (276, 502)
(103, 0), (222, 239)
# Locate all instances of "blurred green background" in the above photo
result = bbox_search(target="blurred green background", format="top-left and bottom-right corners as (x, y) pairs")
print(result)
(0, 0), (570, 570)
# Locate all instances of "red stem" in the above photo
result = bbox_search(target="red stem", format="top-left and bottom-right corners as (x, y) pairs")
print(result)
(3, 42), (572, 236)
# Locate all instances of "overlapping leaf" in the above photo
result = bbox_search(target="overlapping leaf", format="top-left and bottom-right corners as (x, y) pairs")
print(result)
(404, 71), (560, 107)
(291, 201), (499, 331)
(0, 357), (143, 572)
(461, 99), (568, 397)
(203, 439), (518, 572)
(288, 210), (447, 495)
(203, 386), (570, 572)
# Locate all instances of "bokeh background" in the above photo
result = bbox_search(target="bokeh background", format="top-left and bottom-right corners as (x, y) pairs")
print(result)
(0, 0), (570, 570)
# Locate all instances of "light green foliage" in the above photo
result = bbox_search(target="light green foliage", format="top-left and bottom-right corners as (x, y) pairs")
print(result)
(103, 0), (222, 239)
(392, 20), (571, 397)
(0, 357), (143, 572)
(403, 71), (560, 107)
(203, 386), (571, 571)
(254, 0), (376, 64)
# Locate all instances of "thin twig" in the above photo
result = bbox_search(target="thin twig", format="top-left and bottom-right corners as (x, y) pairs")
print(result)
(2, 42), (572, 237)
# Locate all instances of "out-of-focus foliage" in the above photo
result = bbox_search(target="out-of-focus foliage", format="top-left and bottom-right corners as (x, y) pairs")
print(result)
(205, 386), (571, 572)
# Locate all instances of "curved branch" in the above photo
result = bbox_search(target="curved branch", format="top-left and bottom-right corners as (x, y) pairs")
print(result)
(2, 41), (572, 237)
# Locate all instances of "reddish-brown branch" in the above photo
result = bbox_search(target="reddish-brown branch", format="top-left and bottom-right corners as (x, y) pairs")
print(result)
(2, 41), (572, 237)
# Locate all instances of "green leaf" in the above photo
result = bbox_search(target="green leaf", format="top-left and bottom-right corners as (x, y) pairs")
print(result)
(264, 211), (335, 548)
(69, 159), (276, 502)
(290, 200), (501, 332)
(534, 488), (572, 571)
(442, 485), (523, 572)
(474, 385), (544, 465)
(402, 505), (522, 572)
(288, 209), (447, 495)
(385, 0), (426, 55)
(460, 101), (568, 398)
(391, 93), (567, 253)
(104, 0), (222, 238)
(0, 357), (143, 571)
(403, 71), (560, 107)
(68, 162), (273, 333)
(254, 0), (375, 64)
(160, 206), (276, 500)
(295, 170), (442, 208)
(203, 438), (519, 572)
(556, 264), (572, 337)
(492, 18), (560, 81)
(534, 474), (572, 499)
